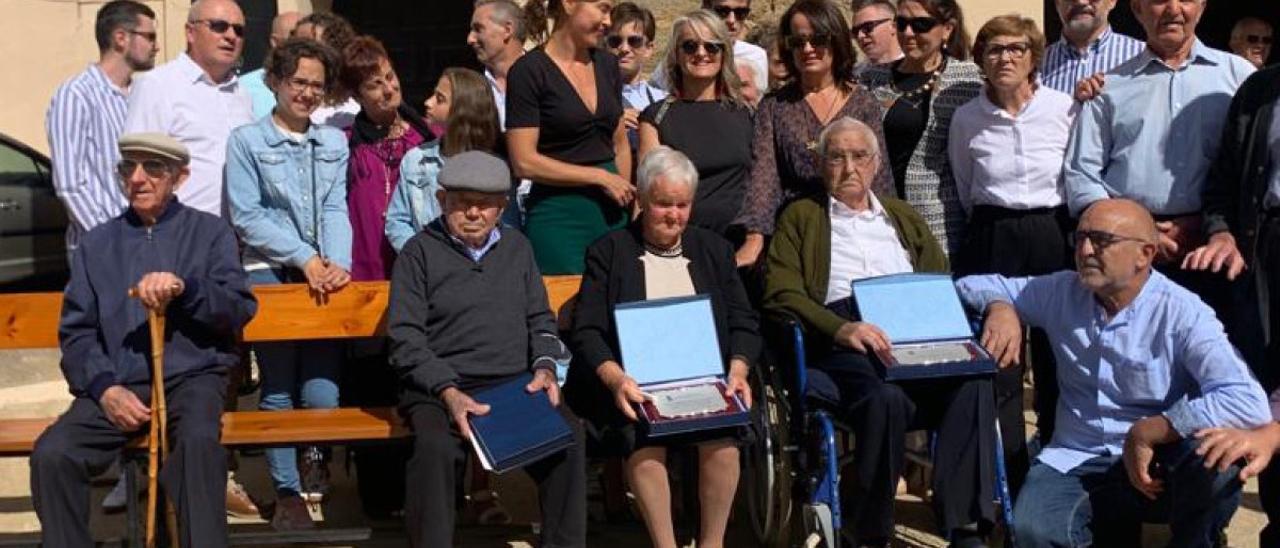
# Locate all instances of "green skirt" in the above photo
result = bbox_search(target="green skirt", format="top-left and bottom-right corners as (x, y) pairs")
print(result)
(524, 161), (628, 275)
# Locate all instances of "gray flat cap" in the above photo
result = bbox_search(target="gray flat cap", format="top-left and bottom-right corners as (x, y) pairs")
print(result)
(118, 132), (190, 165)
(438, 151), (511, 194)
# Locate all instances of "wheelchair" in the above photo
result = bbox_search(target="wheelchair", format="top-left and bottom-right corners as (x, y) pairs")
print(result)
(741, 316), (1016, 547)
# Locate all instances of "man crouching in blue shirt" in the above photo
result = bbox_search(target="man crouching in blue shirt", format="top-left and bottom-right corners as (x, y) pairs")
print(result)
(30, 133), (257, 548)
(956, 198), (1271, 547)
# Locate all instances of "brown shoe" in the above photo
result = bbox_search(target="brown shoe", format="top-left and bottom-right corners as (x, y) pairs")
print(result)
(225, 475), (260, 518)
(271, 494), (315, 531)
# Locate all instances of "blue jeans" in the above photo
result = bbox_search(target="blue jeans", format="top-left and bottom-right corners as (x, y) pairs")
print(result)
(1012, 439), (1241, 548)
(248, 268), (343, 495)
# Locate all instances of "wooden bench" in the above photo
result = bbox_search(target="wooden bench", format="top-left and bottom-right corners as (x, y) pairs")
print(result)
(0, 275), (581, 543)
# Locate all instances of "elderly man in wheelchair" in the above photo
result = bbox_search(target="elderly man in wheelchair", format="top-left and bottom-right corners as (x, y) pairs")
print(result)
(760, 117), (1003, 548)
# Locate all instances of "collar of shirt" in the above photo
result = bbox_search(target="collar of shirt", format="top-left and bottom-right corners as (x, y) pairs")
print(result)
(1060, 26), (1116, 58)
(446, 224), (502, 263)
(974, 86), (1044, 120)
(88, 63), (128, 97)
(175, 51), (239, 88)
(829, 193), (888, 221)
(1090, 269), (1164, 330)
(1135, 39), (1218, 72)
(260, 114), (323, 147)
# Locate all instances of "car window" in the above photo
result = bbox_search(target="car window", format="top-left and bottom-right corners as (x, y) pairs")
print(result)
(0, 141), (45, 188)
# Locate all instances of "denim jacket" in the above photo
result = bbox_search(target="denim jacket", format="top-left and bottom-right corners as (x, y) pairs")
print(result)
(385, 139), (444, 252)
(225, 115), (353, 270)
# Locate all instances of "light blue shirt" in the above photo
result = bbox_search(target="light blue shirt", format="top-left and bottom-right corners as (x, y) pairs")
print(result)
(240, 68), (277, 119)
(385, 140), (444, 252)
(1063, 40), (1255, 216)
(447, 223), (502, 263)
(225, 115), (353, 271)
(1039, 28), (1144, 95)
(622, 80), (666, 112)
(956, 270), (1271, 473)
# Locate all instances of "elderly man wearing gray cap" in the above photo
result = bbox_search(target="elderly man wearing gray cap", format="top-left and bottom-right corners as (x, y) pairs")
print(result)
(387, 151), (584, 547)
(29, 132), (257, 547)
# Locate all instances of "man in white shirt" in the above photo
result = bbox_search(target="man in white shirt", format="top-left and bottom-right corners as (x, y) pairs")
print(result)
(469, 0), (527, 131)
(123, 0), (253, 218)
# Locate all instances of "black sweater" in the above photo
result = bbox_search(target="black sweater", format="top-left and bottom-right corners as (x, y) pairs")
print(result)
(388, 220), (566, 400)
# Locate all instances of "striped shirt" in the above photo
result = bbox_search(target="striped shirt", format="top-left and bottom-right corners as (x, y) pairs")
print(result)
(45, 64), (130, 250)
(1039, 27), (1144, 95)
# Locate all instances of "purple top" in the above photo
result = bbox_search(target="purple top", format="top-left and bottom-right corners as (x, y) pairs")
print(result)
(345, 124), (427, 281)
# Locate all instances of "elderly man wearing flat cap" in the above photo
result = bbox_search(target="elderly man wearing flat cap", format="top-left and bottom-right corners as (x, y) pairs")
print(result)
(388, 151), (585, 547)
(29, 132), (257, 548)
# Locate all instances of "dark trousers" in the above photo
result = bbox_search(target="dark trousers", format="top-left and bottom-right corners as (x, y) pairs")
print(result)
(342, 344), (410, 517)
(403, 386), (587, 548)
(957, 205), (1073, 494)
(30, 371), (228, 548)
(816, 350), (996, 542)
(1256, 215), (1280, 547)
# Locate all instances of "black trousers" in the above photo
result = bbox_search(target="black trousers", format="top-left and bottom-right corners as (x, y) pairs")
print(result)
(403, 386), (587, 548)
(957, 205), (1073, 494)
(342, 345), (410, 517)
(30, 371), (228, 548)
(816, 350), (996, 542)
(1256, 215), (1280, 548)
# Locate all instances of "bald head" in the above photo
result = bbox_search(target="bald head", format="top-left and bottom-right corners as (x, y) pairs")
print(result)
(1080, 199), (1158, 243)
(1074, 199), (1160, 305)
(271, 11), (301, 48)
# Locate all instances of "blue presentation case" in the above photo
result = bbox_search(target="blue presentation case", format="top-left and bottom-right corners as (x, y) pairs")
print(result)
(467, 374), (575, 473)
(851, 273), (996, 381)
(614, 295), (750, 437)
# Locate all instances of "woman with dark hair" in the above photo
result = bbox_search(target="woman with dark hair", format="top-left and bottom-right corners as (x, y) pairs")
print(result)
(859, 0), (982, 259)
(506, 0), (633, 275)
(294, 12), (360, 128)
(224, 37), (351, 531)
(637, 10), (752, 241)
(733, 0), (894, 268)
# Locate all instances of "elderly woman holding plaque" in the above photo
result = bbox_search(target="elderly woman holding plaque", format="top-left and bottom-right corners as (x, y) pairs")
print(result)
(761, 116), (998, 547)
(567, 146), (761, 548)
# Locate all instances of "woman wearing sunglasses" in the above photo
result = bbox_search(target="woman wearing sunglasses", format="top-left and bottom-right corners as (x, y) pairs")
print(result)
(733, 0), (895, 269)
(860, 0), (982, 260)
(635, 10), (752, 243)
(947, 14), (1077, 503)
(223, 38), (352, 531)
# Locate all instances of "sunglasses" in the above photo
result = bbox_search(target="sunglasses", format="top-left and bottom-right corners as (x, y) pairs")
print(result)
(193, 18), (245, 38)
(712, 6), (751, 20)
(895, 16), (941, 34)
(605, 35), (647, 50)
(127, 29), (157, 42)
(679, 39), (725, 55)
(852, 18), (892, 36)
(1245, 35), (1274, 45)
(1069, 229), (1149, 251)
(784, 33), (833, 50)
(117, 158), (172, 179)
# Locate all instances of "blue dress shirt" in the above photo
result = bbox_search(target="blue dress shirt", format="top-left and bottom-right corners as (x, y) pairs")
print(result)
(1063, 40), (1255, 216)
(1039, 28), (1144, 95)
(240, 68), (277, 119)
(956, 270), (1271, 473)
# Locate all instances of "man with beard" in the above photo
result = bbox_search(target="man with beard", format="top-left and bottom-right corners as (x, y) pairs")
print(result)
(1229, 16), (1273, 69)
(47, 0), (158, 255)
(1039, 0), (1143, 95)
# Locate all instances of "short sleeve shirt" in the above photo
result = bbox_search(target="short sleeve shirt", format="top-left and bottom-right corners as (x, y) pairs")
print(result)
(505, 48), (624, 165)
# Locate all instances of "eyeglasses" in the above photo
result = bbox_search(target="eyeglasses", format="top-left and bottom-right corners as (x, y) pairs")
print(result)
(783, 33), (833, 50)
(285, 77), (327, 95)
(852, 18), (892, 36)
(1245, 35), (1274, 45)
(895, 16), (941, 34)
(1069, 229), (1150, 251)
(823, 149), (876, 167)
(126, 29), (157, 42)
(984, 42), (1032, 60)
(712, 6), (751, 20)
(679, 39), (725, 56)
(192, 18), (245, 38)
(605, 35), (647, 50)
(117, 158), (172, 179)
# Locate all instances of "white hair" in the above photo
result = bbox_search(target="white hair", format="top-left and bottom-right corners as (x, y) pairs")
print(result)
(636, 146), (699, 198)
(816, 116), (881, 159)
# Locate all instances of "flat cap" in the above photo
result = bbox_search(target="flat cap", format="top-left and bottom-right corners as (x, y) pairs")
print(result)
(438, 151), (511, 194)
(118, 132), (190, 165)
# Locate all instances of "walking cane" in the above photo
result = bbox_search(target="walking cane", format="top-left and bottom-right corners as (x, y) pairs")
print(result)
(137, 292), (180, 547)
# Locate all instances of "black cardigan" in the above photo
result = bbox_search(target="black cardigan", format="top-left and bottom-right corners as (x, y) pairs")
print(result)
(569, 224), (762, 383)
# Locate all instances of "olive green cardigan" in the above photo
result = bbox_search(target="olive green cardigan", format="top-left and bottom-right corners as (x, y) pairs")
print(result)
(762, 195), (948, 340)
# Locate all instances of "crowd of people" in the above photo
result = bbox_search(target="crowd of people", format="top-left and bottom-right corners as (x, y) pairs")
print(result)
(26, 0), (1280, 546)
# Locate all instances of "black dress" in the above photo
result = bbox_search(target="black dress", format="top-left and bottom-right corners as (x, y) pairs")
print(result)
(565, 225), (761, 455)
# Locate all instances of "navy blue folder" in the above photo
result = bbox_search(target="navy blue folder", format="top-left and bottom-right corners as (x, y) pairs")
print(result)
(851, 273), (996, 381)
(467, 374), (574, 473)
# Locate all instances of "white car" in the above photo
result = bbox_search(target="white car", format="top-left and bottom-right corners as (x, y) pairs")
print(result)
(0, 133), (68, 290)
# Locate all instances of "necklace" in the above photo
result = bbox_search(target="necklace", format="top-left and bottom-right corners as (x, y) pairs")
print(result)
(884, 64), (942, 110)
(804, 84), (845, 151)
(644, 238), (683, 258)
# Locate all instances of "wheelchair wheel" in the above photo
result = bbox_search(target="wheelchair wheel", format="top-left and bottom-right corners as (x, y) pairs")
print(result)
(802, 502), (837, 548)
(743, 363), (793, 547)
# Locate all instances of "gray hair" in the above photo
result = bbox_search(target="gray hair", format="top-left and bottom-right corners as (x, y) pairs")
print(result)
(637, 146), (700, 198)
(475, 0), (528, 42)
(816, 116), (881, 159)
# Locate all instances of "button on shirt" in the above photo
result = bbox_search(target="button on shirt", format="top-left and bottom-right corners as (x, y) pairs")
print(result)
(824, 194), (914, 304)
(124, 52), (254, 217)
(948, 86), (1076, 212)
(1063, 41), (1256, 216)
(956, 270), (1271, 473)
(1039, 27), (1144, 95)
